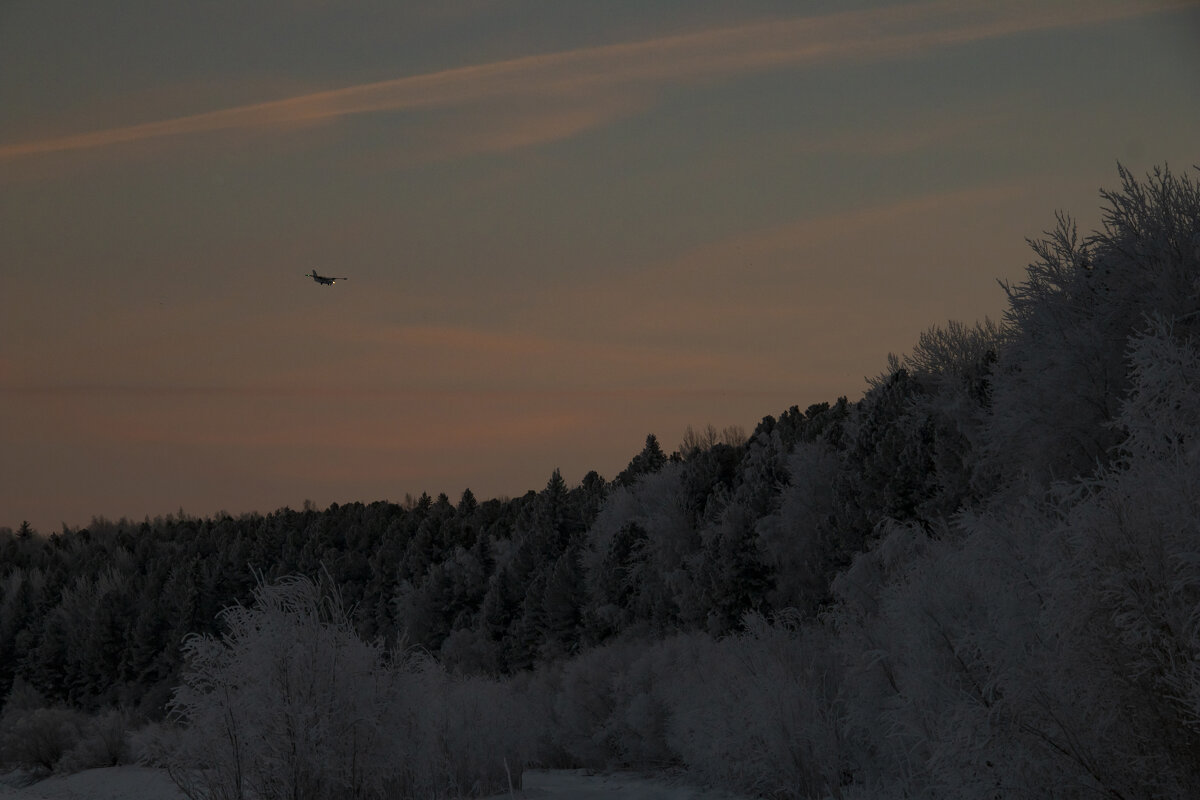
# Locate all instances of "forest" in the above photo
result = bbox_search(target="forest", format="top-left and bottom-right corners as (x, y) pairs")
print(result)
(2, 164), (1200, 799)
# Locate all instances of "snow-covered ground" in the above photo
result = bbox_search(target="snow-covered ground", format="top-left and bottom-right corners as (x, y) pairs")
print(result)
(515, 769), (751, 799)
(0, 767), (185, 800)
(0, 767), (751, 800)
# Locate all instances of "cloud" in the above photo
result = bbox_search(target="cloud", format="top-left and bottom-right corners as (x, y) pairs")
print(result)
(1, 0), (1186, 162)
(369, 93), (652, 169)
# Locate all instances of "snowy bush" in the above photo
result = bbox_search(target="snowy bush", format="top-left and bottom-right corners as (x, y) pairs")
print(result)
(0, 705), (85, 775)
(168, 576), (393, 800)
(0, 674), (136, 776)
(166, 575), (535, 800)
(545, 622), (849, 799)
(56, 707), (134, 772)
(127, 719), (183, 768)
(404, 663), (533, 797)
(660, 616), (848, 800)
(550, 643), (627, 766)
(551, 637), (681, 769)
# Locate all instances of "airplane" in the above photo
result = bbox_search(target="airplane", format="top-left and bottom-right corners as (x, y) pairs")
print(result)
(304, 270), (347, 286)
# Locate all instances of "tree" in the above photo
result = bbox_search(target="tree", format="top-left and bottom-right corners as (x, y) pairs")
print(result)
(697, 503), (774, 635)
(756, 442), (842, 615)
(539, 548), (586, 659)
(979, 164), (1200, 497)
(587, 521), (649, 637)
(169, 576), (395, 800)
(456, 487), (478, 516)
(616, 435), (668, 486)
(833, 367), (936, 548)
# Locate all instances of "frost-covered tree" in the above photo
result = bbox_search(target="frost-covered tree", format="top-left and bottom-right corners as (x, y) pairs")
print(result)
(755, 441), (841, 614)
(891, 319), (999, 522)
(168, 575), (536, 799)
(584, 465), (699, 635)
(829, 317), (1200, 799)
(979, 164), (1200, 496)
(813, 165), (1200, 800)
(1023, 317), (1200, 797)
(169, 576), (395, 800)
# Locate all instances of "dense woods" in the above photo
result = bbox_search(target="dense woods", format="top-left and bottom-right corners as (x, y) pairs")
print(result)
(3, 164), (1200, 798)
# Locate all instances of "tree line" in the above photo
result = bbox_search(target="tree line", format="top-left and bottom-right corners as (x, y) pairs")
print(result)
(0, 408), (847, 713)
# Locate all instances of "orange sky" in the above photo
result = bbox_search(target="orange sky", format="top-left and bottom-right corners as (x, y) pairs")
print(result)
(2, 0), (1199, 532)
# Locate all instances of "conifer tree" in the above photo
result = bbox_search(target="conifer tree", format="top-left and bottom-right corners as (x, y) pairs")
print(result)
(616, 435), (668, 486)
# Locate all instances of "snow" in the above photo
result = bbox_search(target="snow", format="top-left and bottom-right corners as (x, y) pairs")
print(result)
(513, 770), (753, 800)
(0, 767), (752, 800)
(0, 768), (185, 800)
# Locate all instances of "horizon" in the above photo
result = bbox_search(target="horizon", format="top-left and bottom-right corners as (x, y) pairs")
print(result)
(3, 0), (1199, 534)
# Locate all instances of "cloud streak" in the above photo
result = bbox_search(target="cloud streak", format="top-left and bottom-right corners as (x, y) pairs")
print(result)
(1, 0), (1186, 161)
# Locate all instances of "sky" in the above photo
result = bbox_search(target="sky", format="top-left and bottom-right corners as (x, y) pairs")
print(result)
(2, 0), (1199, 534)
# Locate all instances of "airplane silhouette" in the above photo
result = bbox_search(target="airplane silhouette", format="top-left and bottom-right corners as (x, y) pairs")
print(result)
(304, 271), (346, 286)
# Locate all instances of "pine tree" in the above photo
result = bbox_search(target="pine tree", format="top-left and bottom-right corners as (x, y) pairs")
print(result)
(539, 548), (585, 659)
(616, 435), (668, 486)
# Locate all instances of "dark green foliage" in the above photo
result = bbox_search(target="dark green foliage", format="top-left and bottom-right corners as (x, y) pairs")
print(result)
(616, 434), (668, 486)
(834, 368), (936, 547)
(697, 505), (774, 635)
(539, 547), (586, 658)
(0, 468), (622, 705)
(754, 399), (850, 451)
(590, 521), (649, 637)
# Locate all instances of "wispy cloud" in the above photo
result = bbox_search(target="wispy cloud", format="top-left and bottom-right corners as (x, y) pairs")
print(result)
(384, 93), (652, 167)
(1, 0), (1185, 161)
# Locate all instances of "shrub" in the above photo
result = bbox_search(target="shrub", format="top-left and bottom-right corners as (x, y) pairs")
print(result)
(56, 707), (133, 772)
(0, 705), (85, 775)
(165, 575), (536, 800)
